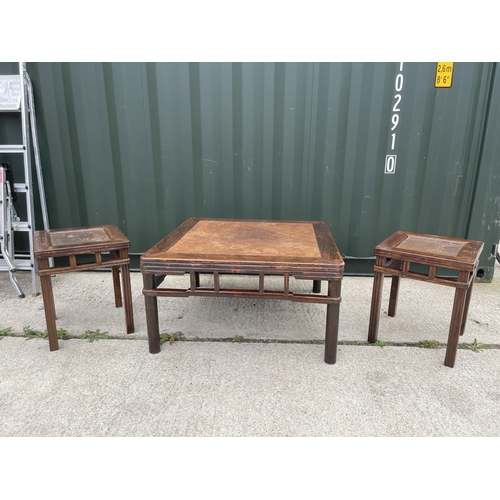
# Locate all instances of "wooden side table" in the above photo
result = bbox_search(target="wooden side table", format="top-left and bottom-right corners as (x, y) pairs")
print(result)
(367, 231), (484, 368)
(34, 225), (135, 351)
(141, 218), (344, 364)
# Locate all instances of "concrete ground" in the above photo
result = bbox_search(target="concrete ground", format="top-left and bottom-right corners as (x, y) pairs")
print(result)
(1, 261), (499, 436)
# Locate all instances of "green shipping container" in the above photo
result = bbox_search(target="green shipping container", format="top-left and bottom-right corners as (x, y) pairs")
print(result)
(0, 62), (499, 280)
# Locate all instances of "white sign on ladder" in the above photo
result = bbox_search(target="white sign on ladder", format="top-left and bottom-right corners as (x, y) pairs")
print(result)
(0, 75), (21, 111)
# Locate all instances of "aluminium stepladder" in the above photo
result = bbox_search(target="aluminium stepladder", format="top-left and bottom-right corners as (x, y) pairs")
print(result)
(0, 62), (50, 297)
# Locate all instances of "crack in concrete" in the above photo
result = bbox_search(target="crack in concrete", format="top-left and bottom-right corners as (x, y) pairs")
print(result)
(2, 333), (500, 350)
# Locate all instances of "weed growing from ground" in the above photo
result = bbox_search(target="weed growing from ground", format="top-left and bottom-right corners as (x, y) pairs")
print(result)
(418, 340), (440, 349)
(160, 332), (186, 345)
(23, 326), (47, 339)
(0, 326), (13, 338)
(79, 329), (109, 342)
(57, 329), (69, 340)
(460, 338), (488, 352)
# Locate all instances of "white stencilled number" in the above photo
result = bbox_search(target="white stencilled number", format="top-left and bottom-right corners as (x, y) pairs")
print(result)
(393, 94), (402, 112)
(395, 74), (404, 92)
(385, 155), (397, 174)
(385, 63), (404, 171)
(391, 114), (399, 130)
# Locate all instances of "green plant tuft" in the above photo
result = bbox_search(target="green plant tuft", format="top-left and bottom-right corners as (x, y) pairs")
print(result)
(160, 332), (185, 345)
(418, 340), (440, 349)
(57, 328), (69, 340)
(460, 338), (488, 352)
(373, 340), (385, 348)
(78, 329), (109, 342)
(231, 335), (245, 343)
(23, 326), (48, 340)
(0, 327), (13, 337)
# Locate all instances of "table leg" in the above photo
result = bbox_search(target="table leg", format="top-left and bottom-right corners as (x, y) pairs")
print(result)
(368, 256), (385, 343)
(313, 280), (321, 293)
(460, 277), (474, 336)
(195, 272), (200, 288)
(388, 260), (401, 317)
(38, 258), (58, 351)
(119, 248), (135, 334)
(111, 251), (123, 308)
(324, 280), (341, 365)
(143, 273), (161, 354)
(444, 284), (468, 368)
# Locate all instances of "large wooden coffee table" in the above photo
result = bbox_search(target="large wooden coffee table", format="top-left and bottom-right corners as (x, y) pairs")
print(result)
(141, 218), (344, 364)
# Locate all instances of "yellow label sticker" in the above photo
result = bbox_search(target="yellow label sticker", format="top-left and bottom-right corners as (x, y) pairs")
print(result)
(435, 62), (454, 88)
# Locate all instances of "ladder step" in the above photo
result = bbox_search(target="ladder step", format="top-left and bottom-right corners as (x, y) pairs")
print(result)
(0, 145), (26, 153)
(13, 183), (28, 193)
(13, 221), (31, 231)
(0, 259), (34, 271)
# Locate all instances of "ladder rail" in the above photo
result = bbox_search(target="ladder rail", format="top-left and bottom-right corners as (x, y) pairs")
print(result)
(0, 62), (50, 297)
(18, 63), (38, 295)
(24, 66), (50, 232)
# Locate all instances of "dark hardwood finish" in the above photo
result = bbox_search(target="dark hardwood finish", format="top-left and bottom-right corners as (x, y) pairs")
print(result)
(34, 225), (129, 258)
(214, 271), (220, 292)
(444, 271), (469, 367)
(325, 280), (342, 364)
(367, 256), (385, 344)
(374, 231), (483, 271)
(142, 286), (341, 304)
(34, 225), (135, 351)
(141, 218), (344, 279)
(38, 257), (58, 351)
(259, 274), (264, 295)
(110, 251), (122, 308)
(367, 231), (484, 368)
(388, 259), (401, 317)
(143, 273), (160, 354)
(119, 247), (134, 335)
(141, 218), (345, 364)
(460, 279), (474, 336)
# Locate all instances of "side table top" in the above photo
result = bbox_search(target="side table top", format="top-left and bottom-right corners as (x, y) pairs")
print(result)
(34, 225), (129, 258)
(141, 218), (344, 278)
(376, 231), (484, 270)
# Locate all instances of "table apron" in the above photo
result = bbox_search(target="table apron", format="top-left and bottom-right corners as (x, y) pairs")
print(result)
(140, 263), (343, 280)
(373, 265), (473, 289)
(142, 286), (341, 305)
(38, 258), (130, 276)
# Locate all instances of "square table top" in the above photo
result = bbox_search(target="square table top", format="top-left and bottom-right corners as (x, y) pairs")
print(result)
(34, 225), (129, 258)
(375, 231), (484, 271)
(141, 218), (344, 279)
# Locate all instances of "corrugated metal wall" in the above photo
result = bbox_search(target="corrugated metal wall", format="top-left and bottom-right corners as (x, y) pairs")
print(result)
(1, 62), (499, 278)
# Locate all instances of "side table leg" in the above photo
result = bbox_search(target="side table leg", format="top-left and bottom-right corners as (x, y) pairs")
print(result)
(444, 284), (468, 368)
(111, 251), (123, 308)
(388, 260), (401, 317)
(143, 273), (161, 354)
(312, 280), (321, 293)
(368, 256), (385, 343)
(460, 276), (474, 336)
(119, 248), (135, 334)
(38, 258), (58, 351)
(324, 280), (341, 365)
